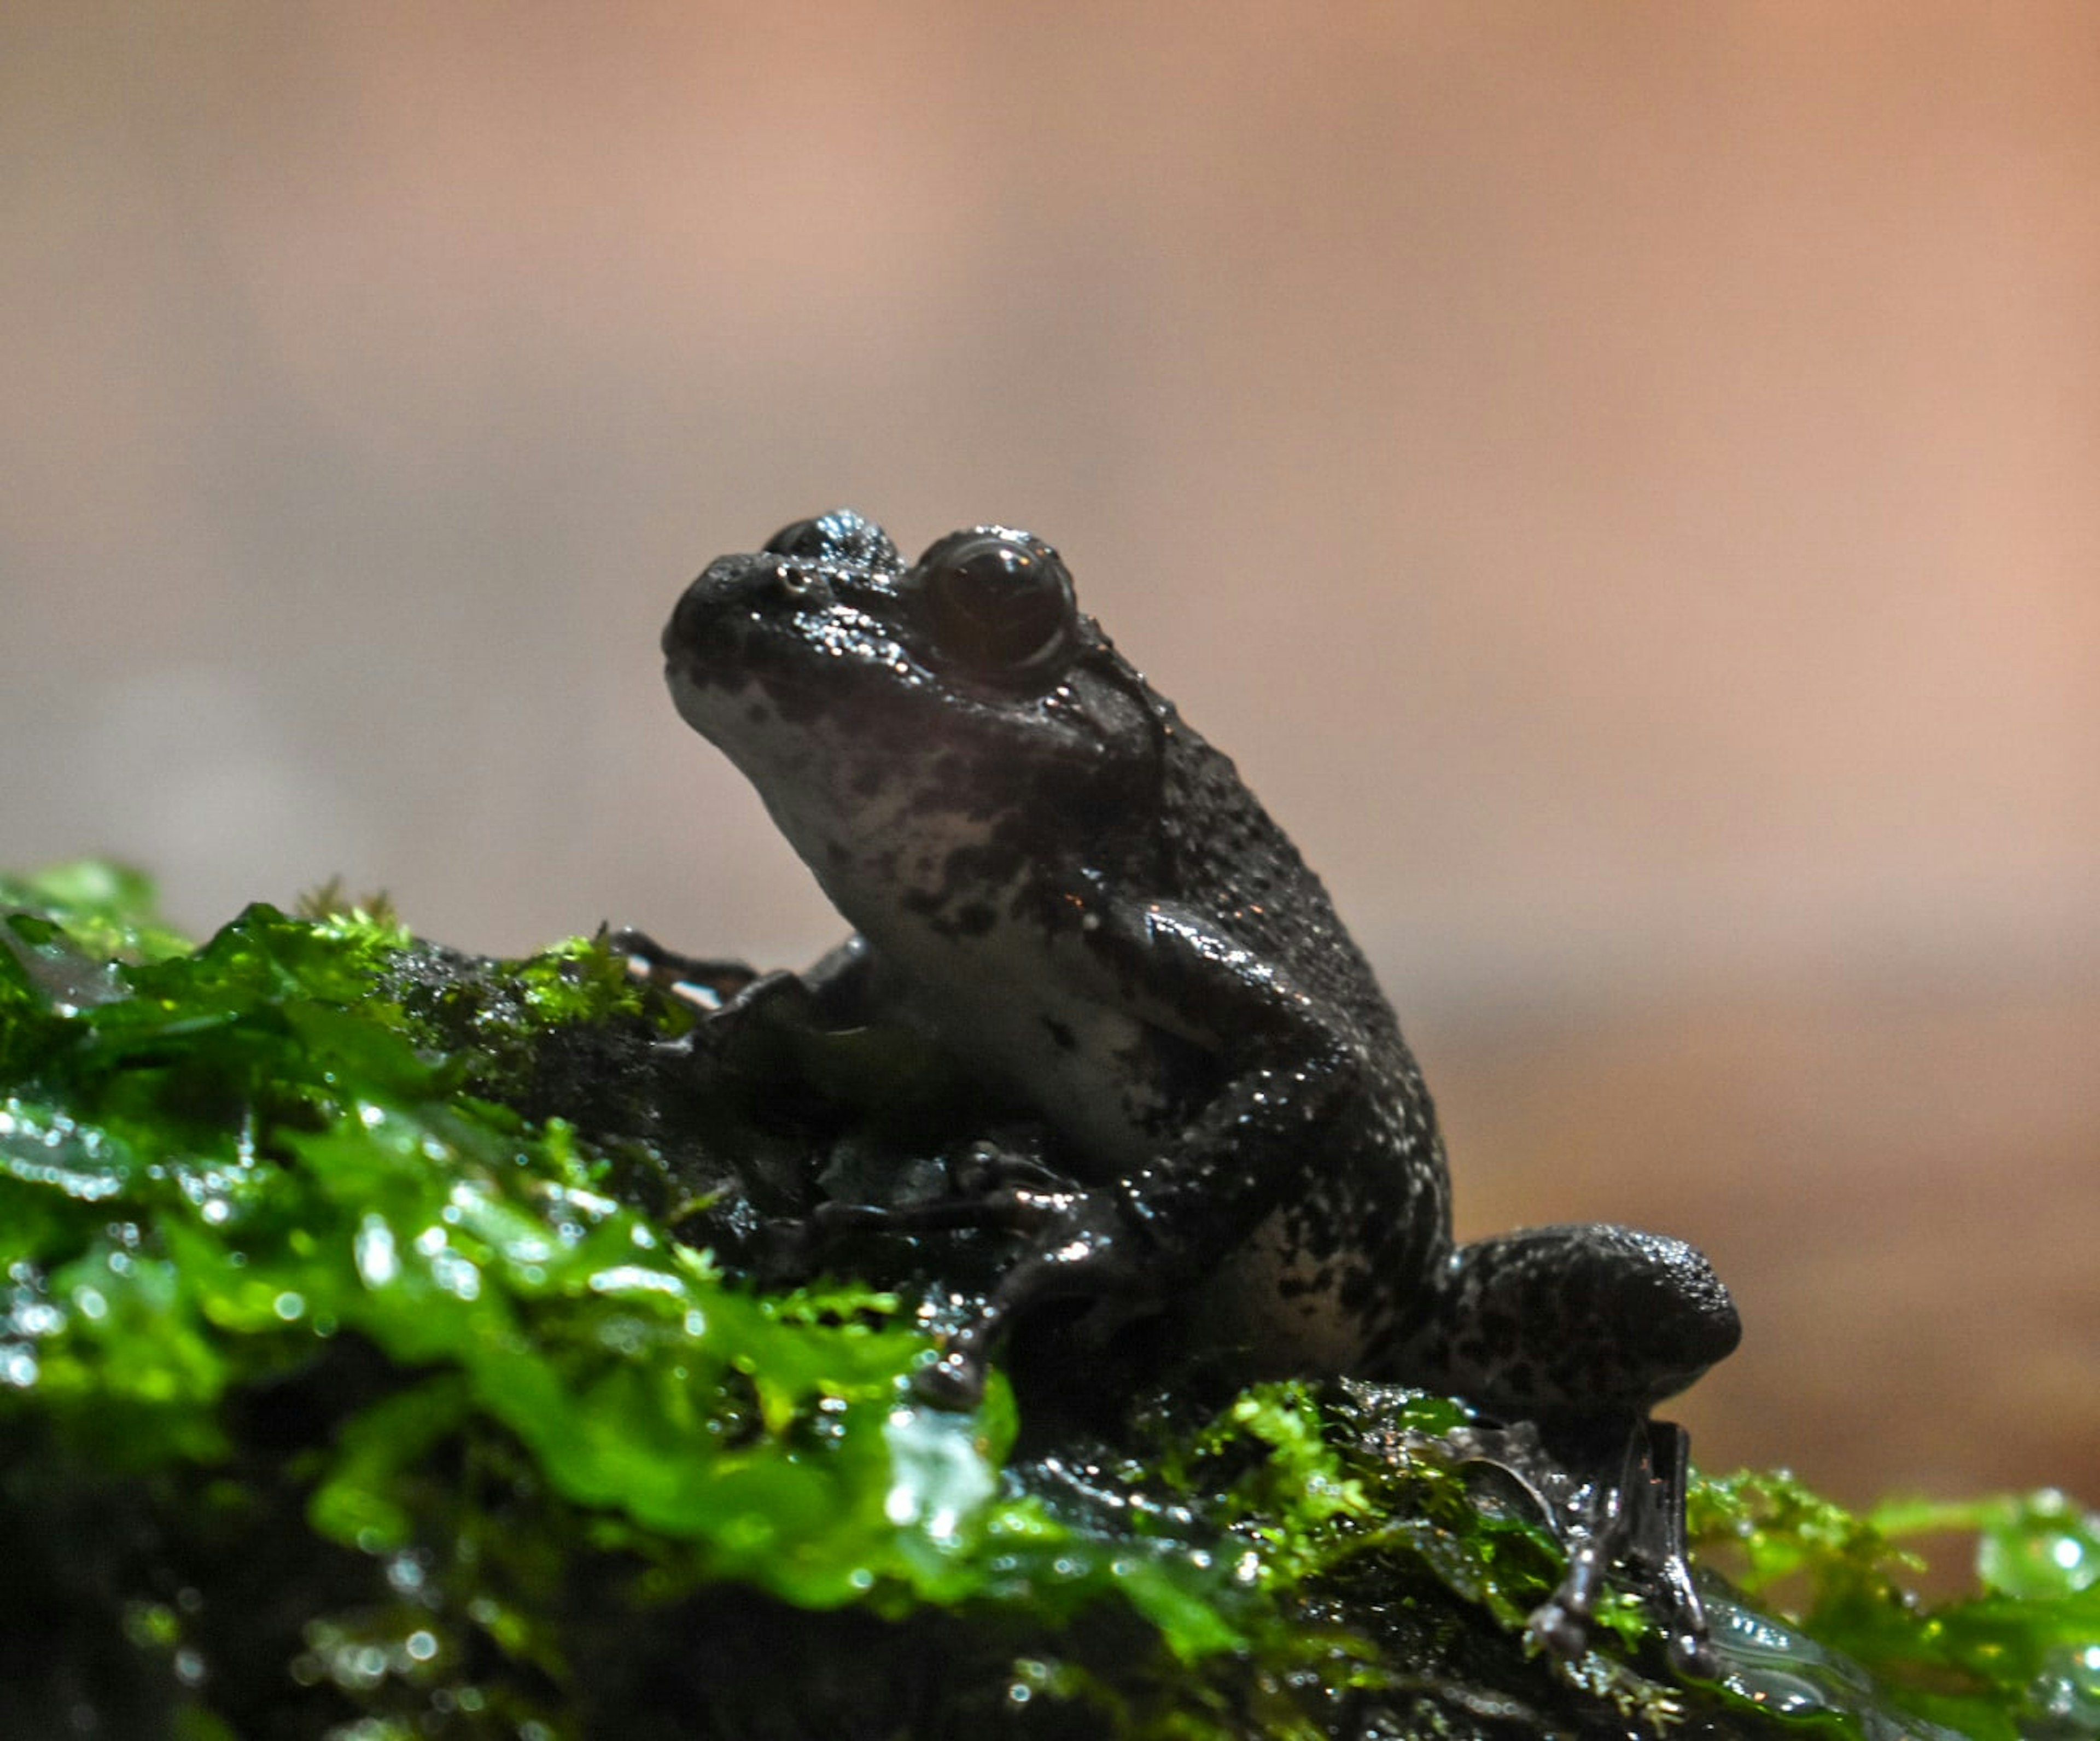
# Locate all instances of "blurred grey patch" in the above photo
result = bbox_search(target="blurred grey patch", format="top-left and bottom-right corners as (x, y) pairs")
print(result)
(68, 667), (378, 922)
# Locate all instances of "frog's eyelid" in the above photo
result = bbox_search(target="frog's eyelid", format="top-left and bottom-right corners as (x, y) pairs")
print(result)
(763, 509), (900, 569)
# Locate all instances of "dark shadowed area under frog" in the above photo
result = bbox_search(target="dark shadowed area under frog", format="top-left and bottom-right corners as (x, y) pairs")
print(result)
(3, 864), (2094, 1741)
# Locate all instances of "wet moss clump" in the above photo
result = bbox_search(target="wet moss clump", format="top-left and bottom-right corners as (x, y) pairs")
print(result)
(1, 861), (2093, 1740)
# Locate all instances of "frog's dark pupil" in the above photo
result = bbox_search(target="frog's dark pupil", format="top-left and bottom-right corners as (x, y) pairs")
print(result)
(916, 532), (1075, 674)
(763, 519), (835, 559)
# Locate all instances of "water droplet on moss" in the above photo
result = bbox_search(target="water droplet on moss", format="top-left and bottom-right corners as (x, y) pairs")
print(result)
(354, 1216), (398, 1287)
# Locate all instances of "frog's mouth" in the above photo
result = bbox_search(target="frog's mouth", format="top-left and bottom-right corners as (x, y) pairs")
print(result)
(663, 602), (934, 771)
(663, 605), (917, 735)
(664, 646), (817, 745)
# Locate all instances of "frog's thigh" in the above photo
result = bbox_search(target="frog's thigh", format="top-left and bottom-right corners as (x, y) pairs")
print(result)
(1379, 1224), (1740, 1419)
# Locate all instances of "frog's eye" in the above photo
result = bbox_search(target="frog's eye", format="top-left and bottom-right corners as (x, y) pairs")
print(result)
(763, 510), (903, 572)
(763, 517), (839, 560)
(907, 529), (1078, 681)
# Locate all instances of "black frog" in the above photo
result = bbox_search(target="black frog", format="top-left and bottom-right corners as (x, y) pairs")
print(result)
(650, 510), (1741, 1661)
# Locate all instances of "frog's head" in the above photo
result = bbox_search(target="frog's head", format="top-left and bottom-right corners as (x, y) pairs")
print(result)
(663, 511), (1165, 927)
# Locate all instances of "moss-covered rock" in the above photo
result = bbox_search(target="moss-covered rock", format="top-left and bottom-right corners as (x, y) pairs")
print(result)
(1, 864), (2091, 1740)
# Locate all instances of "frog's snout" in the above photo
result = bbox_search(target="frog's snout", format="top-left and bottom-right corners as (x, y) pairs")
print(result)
(663, 555), (834, 665)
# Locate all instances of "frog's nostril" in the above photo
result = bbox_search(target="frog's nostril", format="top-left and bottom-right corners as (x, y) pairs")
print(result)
(767, 561), (837, 608)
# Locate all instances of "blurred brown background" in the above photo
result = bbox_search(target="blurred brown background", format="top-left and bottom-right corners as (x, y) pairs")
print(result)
(3, 3), (2095, 1509)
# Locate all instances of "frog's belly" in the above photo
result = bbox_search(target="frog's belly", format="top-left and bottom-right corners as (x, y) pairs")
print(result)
(959, 988), (1389, 1375)
(905, 971), (1177, 1174)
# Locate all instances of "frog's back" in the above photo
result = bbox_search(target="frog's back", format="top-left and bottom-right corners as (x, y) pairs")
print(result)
(1151, 707), (1403, 1049)
(1140, 706), (1456, 1370)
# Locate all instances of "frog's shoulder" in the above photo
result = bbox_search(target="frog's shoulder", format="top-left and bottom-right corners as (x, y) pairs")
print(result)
(1145, 703), (1396, 1040)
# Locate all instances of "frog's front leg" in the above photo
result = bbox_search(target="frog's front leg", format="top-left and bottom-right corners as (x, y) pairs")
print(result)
(1085, 898), (1379, 1240)
(903, 894), (1383, 1405)
(633, 929), (909, 1103)
(850, 1179), (1146, 1408)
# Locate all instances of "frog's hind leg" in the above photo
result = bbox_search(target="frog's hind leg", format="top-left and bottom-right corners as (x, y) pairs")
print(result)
(1379, 1222), (1739, 1423)
(1375, 1224), (1737, 1667)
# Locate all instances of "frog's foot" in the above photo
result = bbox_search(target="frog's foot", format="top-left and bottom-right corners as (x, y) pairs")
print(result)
(749, 1212), (828, 1289)
(803, 1174), (1148, 1408)
(606, 927), (762, 1008)
(1449, 1416), (1714, 1675)
(912, 1192), (1148, 1408)
(1538, 1418), (1713, 1675)
(807, 1161), (1083, 1244)
(612, 929), (883, 1037)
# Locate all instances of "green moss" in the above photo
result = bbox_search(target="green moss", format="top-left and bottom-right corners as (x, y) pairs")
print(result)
(1, 863), (2092, 1739)
(0, 860), (194, 966)
(1688, 1476), (2100, 1740)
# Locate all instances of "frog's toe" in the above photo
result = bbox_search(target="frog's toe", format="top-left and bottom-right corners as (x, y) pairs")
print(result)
(1525, 1596), (1589, 1661)
(911, 1348), (987, 1411)
(1667, 1627), (1719, 1679)
(751, 1215), (821, 1286)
